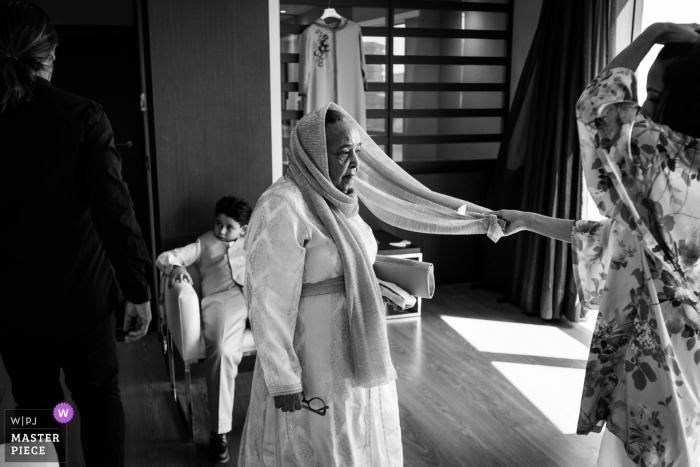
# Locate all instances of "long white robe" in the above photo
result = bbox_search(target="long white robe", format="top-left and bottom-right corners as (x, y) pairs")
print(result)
(299, 18), (367, 129)
(238, 177), (403, 467)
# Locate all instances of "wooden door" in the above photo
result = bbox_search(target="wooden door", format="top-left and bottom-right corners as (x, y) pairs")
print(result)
(52, 25), (153, 258)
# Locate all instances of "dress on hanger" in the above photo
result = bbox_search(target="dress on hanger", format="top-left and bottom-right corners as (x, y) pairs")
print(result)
(299, 18), (367, 129)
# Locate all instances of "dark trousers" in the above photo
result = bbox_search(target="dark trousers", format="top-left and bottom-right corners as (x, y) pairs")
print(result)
(0, 313), (125, 467)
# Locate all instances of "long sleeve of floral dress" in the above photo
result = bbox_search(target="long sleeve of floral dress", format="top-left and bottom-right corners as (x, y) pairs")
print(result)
(244, 194), (307, 397)
(574, 67), (700, 467)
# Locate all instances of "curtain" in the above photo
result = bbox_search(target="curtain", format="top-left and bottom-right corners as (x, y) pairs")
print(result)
(483, 0), (613, 321)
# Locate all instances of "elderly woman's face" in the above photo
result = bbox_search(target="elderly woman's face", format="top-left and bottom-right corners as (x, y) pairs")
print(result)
(326, 120), (361, 194)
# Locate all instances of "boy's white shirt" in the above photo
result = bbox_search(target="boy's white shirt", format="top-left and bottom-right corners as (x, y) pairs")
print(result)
(155, 232), (246, 288)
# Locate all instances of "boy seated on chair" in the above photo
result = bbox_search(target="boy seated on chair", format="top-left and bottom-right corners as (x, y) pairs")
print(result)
(156, 196), (251, 463)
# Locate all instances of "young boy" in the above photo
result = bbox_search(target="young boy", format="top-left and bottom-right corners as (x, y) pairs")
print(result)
(156, 196), (251, 463)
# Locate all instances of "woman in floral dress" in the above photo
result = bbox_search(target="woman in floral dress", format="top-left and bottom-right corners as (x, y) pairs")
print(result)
(497, 23), (700, 467)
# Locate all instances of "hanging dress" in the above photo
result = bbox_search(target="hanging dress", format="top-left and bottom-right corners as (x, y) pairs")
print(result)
(299, 18), (367, 129)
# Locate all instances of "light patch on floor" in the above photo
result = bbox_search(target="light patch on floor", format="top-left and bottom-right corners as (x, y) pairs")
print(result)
(578, 309), (599, 333)
(440, 316), (590, 360)
(492, 362), (586, 434)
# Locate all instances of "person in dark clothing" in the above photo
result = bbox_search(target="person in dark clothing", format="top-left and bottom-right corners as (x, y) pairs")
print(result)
(0, 1), (152, 466)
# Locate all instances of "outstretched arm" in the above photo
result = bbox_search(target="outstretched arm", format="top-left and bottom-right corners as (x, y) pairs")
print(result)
(602, 22), (699, 74)
(493, 210), (574, 243)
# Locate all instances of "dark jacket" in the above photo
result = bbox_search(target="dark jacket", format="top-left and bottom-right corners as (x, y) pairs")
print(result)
(0, 77), (151, 336)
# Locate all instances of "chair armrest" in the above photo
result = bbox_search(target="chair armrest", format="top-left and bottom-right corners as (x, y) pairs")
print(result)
(163, 281), (206, 363)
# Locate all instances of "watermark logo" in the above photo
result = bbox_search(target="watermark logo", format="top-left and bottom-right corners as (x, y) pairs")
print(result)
(4, 407), (68, 463)
(52, 403), (73, 424)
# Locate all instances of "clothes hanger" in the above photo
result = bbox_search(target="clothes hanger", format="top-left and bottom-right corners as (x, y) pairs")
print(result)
(320, 0), (342, 22)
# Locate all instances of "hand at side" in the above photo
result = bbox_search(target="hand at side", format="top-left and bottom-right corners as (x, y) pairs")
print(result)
(124, 300), (152, 343)
(168, 265), (193, 288)
(274, 392), (303, 413)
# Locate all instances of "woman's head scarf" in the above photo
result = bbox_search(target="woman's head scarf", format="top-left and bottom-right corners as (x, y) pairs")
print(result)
(287, 103), (504, 388)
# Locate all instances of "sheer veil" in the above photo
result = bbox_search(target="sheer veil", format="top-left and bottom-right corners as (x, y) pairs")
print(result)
(286, 102), (504, 388)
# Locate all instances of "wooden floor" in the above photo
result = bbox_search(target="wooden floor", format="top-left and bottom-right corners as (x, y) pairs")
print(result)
(0, 284), (601, 466)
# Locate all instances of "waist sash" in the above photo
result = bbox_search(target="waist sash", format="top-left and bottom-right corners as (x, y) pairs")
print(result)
(300, 276), (345, 297)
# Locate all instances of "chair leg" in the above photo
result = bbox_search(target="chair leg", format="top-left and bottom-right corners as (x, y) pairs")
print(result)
(168, 331), (177, 402)
(166, 332), (194, 443)
(185, 362), (194, 442)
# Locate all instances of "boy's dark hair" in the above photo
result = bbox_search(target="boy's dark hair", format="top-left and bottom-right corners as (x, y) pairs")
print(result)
(653, 40), (700, 139)
(215, 196), (252, 226)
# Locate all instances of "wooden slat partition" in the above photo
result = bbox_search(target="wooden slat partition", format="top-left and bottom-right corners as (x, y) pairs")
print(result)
(280, 0), (513, 172)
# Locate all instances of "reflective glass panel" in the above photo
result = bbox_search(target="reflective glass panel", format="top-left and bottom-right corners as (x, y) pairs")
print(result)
(393, 142), (500, 162)
(367, 64), (387, 82)
(394, 37), (505, 57)
(393, 117), (502, 135)
(363, 36), (386, 56)
(394, 10), (507, 30)
(394, 91), (503, 109)
(280, 34), (300, 54)
(367, 118), (386, 136)
(280, 6), (387, 27)
(366, 91), (386, 110)
(395, 65), (505, 83)
(418, 0), (507, 3)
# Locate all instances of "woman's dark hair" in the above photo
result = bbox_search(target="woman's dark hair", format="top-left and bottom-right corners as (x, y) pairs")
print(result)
(0, 0), (58, 112)
(653, 41), (700, 138)
(325, 109), (348, 126)
(215, 196), (253, 226)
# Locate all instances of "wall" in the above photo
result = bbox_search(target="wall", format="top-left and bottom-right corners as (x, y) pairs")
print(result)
(147, 0), (277, 250)
(31, 0), (134, 26)
(269, 0), (284, 182)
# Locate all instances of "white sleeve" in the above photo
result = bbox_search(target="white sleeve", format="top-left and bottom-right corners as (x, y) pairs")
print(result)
(155, 240), (201, 275)
(245, 194), (308, 396)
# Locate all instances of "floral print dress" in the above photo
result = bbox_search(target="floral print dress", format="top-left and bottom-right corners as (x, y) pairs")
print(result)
(573, 68), (700, 467)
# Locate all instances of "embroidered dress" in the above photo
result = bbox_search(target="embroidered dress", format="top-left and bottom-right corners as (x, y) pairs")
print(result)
(238, 177), (403, 467)
(299, 18), (367, 129)
(574, 67), (700, 467)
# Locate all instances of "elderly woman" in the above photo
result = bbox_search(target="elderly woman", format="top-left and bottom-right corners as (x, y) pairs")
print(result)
(238, 104), (504, 466)
(497, 23), (700, 467)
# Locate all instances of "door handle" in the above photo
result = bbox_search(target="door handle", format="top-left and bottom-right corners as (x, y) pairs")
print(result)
(116, 141), (133, 148)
